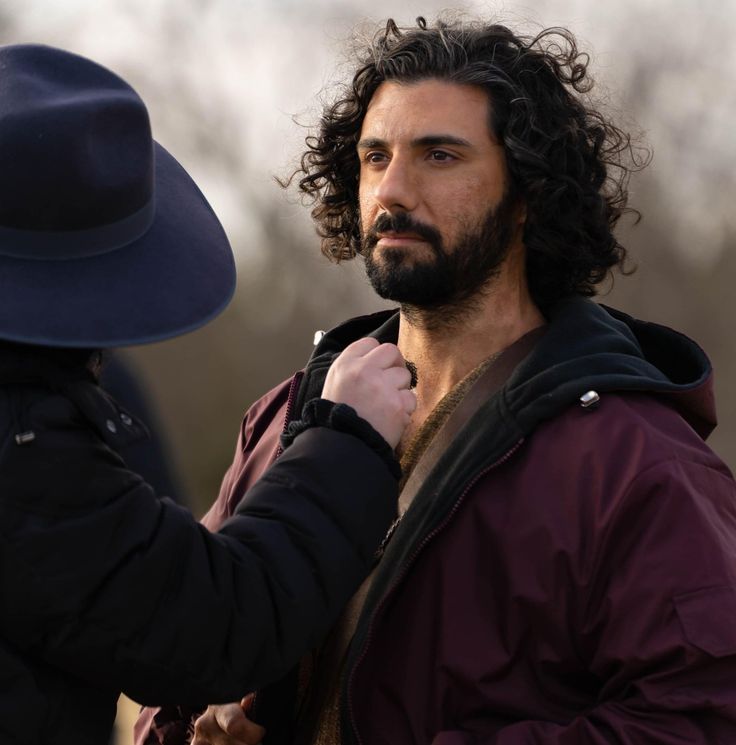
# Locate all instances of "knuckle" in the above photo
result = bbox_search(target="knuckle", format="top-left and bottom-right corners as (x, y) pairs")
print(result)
(328, 360), (344, 378)
(390, 397), (404, 417)
(349, 337), (376, 356)
(346, 365), (363, 385)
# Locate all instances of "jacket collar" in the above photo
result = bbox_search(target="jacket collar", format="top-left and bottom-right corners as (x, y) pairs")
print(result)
(303, 298), (716, 441)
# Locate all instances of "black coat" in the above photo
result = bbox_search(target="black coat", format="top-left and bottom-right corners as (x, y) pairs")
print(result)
(0, 354), (398, 744)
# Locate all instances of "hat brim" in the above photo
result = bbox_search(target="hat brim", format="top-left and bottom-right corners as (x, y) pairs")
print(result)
(0, 143), (236, 348)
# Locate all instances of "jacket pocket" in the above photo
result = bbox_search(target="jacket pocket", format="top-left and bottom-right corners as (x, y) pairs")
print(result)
(674, 585), (736, 657)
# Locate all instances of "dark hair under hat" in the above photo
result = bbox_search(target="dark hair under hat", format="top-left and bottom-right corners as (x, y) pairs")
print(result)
(0, 44), (236, 347)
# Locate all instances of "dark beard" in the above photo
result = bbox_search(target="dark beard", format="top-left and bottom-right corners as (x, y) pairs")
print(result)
(361, 191), (518, 329)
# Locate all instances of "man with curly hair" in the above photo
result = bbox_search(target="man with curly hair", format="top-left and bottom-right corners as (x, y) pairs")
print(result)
(137, 16), (736, 745)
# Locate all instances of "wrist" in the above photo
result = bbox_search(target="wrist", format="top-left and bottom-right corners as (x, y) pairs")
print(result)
(280, 398), (401, 480)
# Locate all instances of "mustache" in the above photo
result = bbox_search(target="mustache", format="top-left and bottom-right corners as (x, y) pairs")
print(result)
(363, 212), (443, 250)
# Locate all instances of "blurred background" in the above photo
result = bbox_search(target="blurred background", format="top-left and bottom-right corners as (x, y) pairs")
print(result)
(1, 0), (734, 740)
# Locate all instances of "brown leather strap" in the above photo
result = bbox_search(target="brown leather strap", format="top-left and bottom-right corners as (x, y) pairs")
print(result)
(398, 326), (545, 515)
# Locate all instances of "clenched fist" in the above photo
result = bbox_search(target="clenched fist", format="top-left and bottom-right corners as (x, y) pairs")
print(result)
(322, 338), (416, 448)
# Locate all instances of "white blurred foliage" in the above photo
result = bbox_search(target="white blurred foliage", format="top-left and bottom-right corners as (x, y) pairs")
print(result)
(2, 0), (735, 268)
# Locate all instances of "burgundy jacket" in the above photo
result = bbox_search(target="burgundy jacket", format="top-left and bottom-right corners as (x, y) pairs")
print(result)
(139, 299), (736, 744)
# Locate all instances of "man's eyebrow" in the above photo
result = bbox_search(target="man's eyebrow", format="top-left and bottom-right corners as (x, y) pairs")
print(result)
(357, 134), (473, 150)
(413, 135), (472, 148)
(357, 137), (386, 150)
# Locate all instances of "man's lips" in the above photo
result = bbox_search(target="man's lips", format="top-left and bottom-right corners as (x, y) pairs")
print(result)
(375, 232), (428, 245)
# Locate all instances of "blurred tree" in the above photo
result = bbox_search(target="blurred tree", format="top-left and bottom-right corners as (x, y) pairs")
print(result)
(1, 0), (733, 506)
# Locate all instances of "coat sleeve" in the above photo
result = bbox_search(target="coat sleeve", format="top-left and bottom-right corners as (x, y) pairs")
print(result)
(0, 403), (398, 706)
(433, 457), (736, 744)
(135, 385), (293, 744)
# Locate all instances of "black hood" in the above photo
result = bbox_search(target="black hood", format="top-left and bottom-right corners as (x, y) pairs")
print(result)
(302, 298), (715, 441)
(509, 298), (715, 440)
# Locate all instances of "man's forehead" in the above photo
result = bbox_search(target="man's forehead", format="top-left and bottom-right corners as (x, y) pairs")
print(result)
(359, 78), (493, 143)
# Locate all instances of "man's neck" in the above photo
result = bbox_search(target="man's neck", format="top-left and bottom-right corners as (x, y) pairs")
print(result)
(396, 262), (545, 449)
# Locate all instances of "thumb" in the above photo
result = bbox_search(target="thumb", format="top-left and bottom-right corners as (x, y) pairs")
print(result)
(215, 704), (249, 736)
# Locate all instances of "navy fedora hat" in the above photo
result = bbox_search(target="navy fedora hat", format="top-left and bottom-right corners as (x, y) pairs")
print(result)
(0, 44), (236, 347)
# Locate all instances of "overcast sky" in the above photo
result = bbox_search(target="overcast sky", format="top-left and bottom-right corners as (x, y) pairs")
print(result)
(2, 0), (734, 267)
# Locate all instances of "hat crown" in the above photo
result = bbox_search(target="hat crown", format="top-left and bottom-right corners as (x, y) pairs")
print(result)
(0, 45), (154, 233)
(0, 44), (235, 349)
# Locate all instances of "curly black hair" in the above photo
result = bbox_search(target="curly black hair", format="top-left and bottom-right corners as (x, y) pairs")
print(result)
(289, 16), (647, 309)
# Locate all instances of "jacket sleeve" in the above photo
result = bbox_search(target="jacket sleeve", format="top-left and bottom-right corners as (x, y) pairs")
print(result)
(135, 385), (292, 744)
(433, 457), (736, 744)
(0, 401), (398, 706)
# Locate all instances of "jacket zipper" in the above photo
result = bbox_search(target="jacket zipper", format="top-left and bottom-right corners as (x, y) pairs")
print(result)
(273, 370), (304, 461)
(250, 370), (304, 725)
(346, 438), (525, 745)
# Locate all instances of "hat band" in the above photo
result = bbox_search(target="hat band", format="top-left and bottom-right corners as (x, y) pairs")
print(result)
(0, 196), (156, 261)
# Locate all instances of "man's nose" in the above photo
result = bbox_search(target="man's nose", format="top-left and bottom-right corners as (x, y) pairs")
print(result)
(373, 157), (419, 213)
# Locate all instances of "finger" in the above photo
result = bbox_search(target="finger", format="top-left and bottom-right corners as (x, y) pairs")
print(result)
(400, 388), (418, 414)
(215, 704), (249, 736)
(339, 337), (380, 359)
(382, 365), (413, 390)
(191, 712), (214, 744)
(363, 341), (405, 369)
(236, 695), (266, 743)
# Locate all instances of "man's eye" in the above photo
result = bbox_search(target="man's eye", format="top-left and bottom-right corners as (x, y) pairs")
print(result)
(429, 150), (455, 162)
(364, 152), (387, 164)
